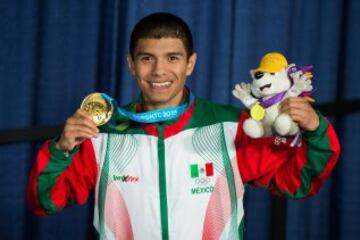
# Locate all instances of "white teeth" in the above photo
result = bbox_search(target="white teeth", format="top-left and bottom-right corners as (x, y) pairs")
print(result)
(151, 82), (171, 87)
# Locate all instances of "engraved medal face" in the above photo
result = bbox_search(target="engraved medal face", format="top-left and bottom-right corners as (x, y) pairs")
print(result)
(80, 93), (114, 126)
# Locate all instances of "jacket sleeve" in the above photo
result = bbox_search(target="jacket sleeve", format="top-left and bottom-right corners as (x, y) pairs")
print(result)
(27, 138), (98, 216)
(236, 111), (340, 199)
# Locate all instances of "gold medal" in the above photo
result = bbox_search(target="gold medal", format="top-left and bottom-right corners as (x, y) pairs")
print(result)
(250, 104), (266, 121)
(80, 93), (114, 126)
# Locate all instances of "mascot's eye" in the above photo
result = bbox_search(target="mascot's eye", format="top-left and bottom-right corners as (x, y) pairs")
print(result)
(254, 71), (264, 79)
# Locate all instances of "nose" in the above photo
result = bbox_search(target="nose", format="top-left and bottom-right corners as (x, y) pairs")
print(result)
(254, 71), (264, 79)
(153, 59), (166, 76)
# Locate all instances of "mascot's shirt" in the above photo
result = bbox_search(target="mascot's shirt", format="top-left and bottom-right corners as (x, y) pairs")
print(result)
(27, 96), (340, 240)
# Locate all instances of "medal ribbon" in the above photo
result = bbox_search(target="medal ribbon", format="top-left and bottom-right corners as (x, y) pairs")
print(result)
(101, 90), (195, 124)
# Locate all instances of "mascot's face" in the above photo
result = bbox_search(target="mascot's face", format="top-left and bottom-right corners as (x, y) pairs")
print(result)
(250, 67), (291, 98)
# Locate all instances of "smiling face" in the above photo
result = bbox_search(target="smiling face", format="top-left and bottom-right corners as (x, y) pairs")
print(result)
(250, 68), (291, 98)
(128, 38), (197, 111)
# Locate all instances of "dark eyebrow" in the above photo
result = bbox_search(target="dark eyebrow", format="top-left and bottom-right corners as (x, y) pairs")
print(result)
(167, 52), (185, 57)
(135, 52), (185, 57)
(135, 52), (154, 57)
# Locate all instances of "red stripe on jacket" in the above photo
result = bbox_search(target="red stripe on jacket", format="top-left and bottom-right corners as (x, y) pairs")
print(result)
(27, 139), (98, 215)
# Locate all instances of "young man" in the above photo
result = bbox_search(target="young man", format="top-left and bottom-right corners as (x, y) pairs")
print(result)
(27, 12), (340, 240)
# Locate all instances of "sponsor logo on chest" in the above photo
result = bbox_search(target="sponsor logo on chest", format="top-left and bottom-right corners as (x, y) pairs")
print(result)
(113, 175), (139, 183)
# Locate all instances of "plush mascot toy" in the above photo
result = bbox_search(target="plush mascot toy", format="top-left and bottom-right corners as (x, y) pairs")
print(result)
(232, 52), (314, 139)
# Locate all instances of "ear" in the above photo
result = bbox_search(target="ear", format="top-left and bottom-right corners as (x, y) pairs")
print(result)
(287, 63), (296, 69)
(186, 53), (197, 76)
(250, 69), (255, 77)
(127, 54), (136, 75)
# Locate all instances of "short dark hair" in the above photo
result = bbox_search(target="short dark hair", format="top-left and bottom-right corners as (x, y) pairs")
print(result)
(129, 12), (194, 59)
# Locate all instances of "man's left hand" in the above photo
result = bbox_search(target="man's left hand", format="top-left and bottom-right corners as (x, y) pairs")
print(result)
(279, 97), (319, 131)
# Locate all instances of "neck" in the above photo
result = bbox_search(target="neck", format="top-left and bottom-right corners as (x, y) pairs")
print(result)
(262, 91), (285, 100)
(259, 91), (287, 108)
(143, 93), (184, 111)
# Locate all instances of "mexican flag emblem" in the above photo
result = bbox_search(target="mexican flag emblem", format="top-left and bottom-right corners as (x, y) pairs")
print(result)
(190, 162), (214, 178)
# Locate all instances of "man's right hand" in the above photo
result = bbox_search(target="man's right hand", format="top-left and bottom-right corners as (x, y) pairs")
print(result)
(56, 109), (99, 152)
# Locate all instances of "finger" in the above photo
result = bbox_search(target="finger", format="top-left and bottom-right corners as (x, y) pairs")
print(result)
(74, 123), (99, 136)
(74, 109), (93, 121)
(74, 137), (86, 145)
(63, 128), (95, 140)
(288, 111), (317, 130)
(299, 74), (309, 81)
(290, 113), (309, 123)
(279, 97), (308, 111)
(291, 71), (301, 80)
(282, 96), (306, 103)
(66, 116), (99, 133)
(279, 104), (314, 118)
(280, 109), (311, 127)
(235, 84), (242, 91)
(305, 85), (313, 92)
(279, 101), (311, 114)
(73, 109), (99, 129)
(280, 103), (317, 122)
(305, 78), (312, 84)
(58, 134), (88, 152)
(284, 96), (310, 105)
(288, 63), (296, 68)
(232, 90), (240, 98)
(284, 108), (309, 119)
(304, 72), (313, 78)
(304, 96), (315, 103)
(64, 125), (98, 139)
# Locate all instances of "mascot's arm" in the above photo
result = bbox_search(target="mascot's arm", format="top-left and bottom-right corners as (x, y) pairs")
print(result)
(235, 111), (340, 199)
(287, 71), (313, 97)
(232, 82), (258, 109)
(27, 139), (97, 216)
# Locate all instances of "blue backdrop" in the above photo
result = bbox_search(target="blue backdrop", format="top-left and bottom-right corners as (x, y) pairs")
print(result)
(0, 0), (359, 239)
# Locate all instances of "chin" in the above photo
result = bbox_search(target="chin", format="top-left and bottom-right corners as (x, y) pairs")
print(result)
(147, 95), (172, 104)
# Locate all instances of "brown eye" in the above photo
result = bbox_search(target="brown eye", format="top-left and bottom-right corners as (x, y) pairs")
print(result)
(138, 55), (153, 63)
(141, 56), (151, 61)
(169, 56), (179, 62)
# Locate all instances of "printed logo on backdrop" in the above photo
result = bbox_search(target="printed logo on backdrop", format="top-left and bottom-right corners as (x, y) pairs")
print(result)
(189, 162), (215, 195)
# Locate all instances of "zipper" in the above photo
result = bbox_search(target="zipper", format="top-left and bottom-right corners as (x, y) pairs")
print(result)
(157, 126), (169, 239)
